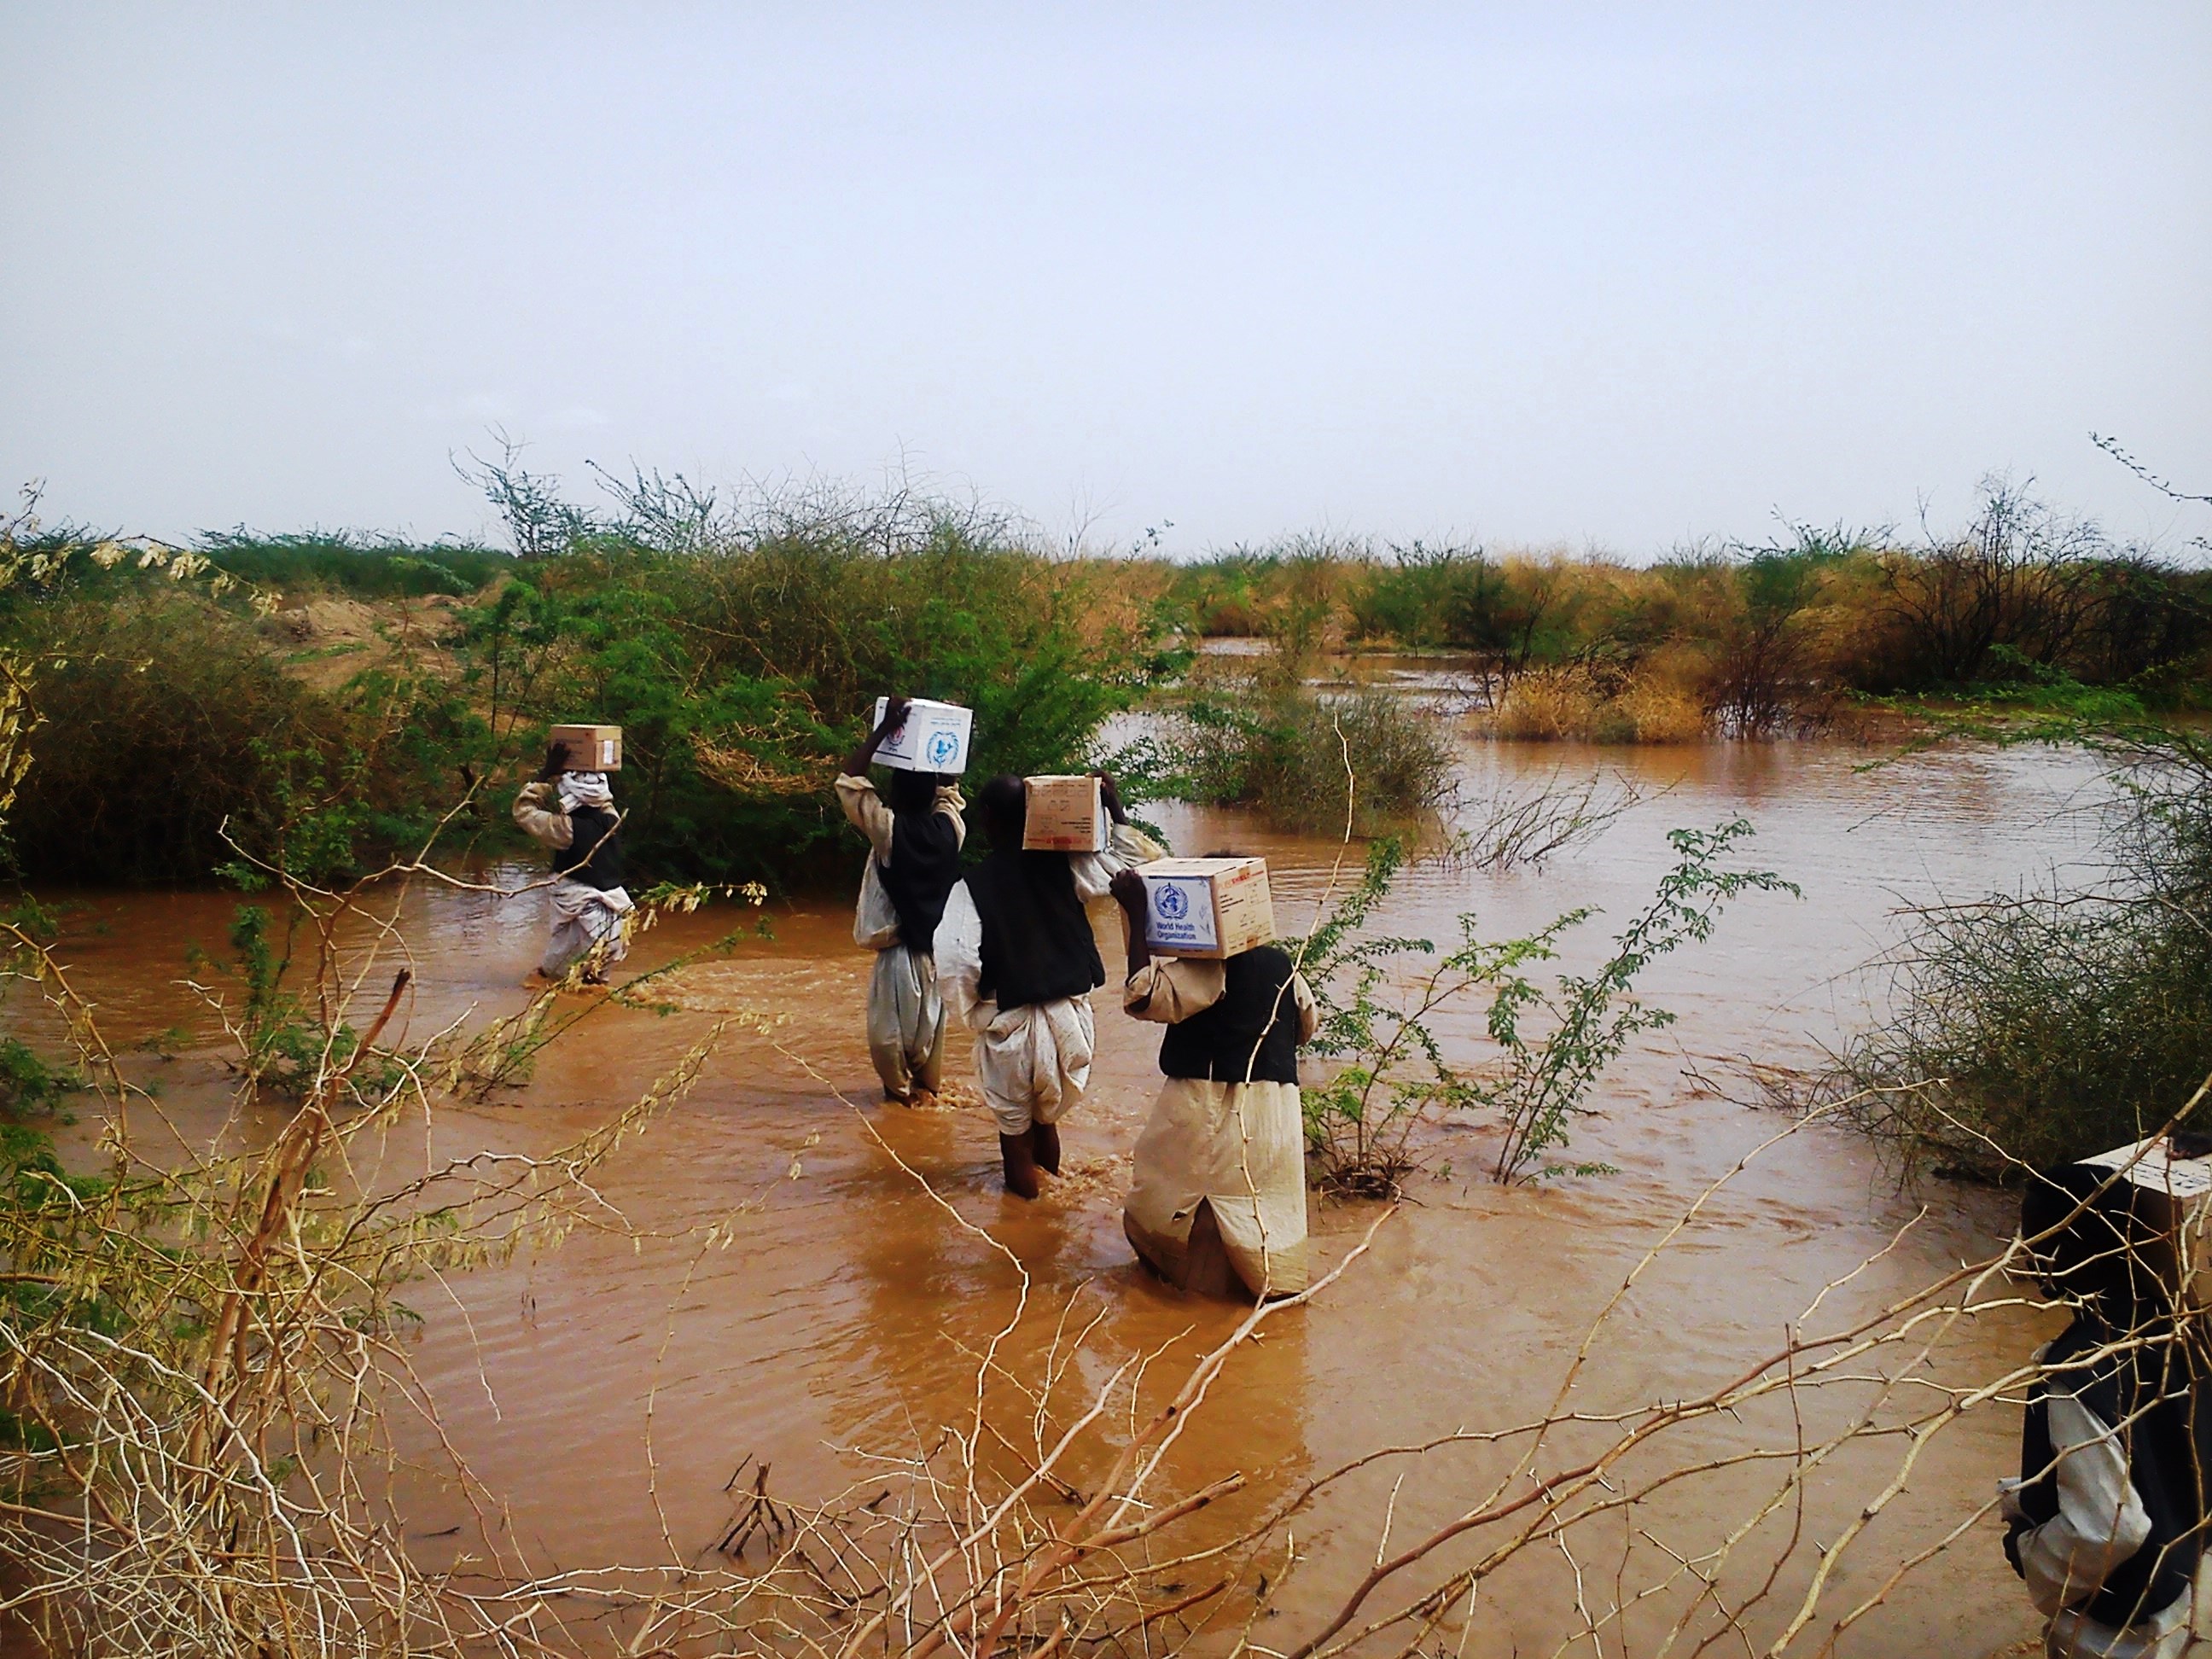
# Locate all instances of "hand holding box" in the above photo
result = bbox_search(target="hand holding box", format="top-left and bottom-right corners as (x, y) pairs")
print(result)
(1022, 775), (1108, 852)
(550, 724), (623, 771)
(869, 697), (973, 775)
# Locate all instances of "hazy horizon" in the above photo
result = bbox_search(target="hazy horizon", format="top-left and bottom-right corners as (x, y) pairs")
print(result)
(4, 4), (2207, 560)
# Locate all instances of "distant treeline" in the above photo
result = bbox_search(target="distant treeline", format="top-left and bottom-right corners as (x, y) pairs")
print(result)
(2, 466), (2203, 887)
(1144, 480), (2212, 739)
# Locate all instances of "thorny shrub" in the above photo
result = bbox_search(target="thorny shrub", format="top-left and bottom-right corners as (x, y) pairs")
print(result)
(1798, 713), (2212, 1179)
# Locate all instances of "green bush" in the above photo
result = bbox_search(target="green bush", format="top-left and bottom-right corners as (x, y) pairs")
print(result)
(3, 593), (491, 884)
(1144, 678), (1457, 835)
(457, 494), (1180, 887)
(0, 1040), (78, 1115)
(197, 532), (509, 598)
(1809, 722), (2212, 1179)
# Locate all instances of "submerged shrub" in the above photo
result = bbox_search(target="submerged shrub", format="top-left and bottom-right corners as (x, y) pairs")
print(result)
(1151, 678), (1456, 835)
(1300, 824), (1793, 1190)
(1807, 724), (2212, 1179)
(1489, 665), (1707, 744)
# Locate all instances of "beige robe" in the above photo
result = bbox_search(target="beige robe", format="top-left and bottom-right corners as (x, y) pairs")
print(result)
(934, 821), (1163, 1136)
(1122, 957), (1318, 1298)
(835, 774), (966, 1099)
(512, 781), (633, 978)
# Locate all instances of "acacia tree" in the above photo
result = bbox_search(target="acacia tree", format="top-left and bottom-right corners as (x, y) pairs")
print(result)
(1876, 475), (2106, 685)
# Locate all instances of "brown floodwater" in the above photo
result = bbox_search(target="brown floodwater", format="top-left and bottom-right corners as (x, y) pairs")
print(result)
(26, 736), (2118, 1656)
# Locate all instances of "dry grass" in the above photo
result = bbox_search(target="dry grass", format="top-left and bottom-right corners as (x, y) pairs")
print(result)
(1487, 666), (1709, 744)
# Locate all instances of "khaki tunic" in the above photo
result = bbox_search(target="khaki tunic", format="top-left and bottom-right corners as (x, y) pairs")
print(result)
(835, 774), (966, 1098)
(1122, 958), (1318, 1298)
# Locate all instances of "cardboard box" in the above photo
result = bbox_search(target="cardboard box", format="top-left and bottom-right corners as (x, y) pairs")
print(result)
(2079, 1137), (2212, 1303)
(1022, 775), (1107, 853)
(1137, 857), (1276, 959)
(550, 723), (623, 772)
(870, 696), (973, 775)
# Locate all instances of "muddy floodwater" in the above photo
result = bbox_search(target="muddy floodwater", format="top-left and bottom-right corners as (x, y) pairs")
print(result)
(32, 738), (2115, 1656)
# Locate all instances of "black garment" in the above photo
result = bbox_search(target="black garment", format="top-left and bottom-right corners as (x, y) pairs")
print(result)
(1155, 944), (1303, 1085)
(965, 849), (1103, 1010)
(552, 803), (625, 892)
(881, 806), (963, 952)
(2006, 1312), (2210, 1630)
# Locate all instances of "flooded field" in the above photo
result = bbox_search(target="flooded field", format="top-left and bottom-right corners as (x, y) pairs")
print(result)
(26, 736), (2114, 1656)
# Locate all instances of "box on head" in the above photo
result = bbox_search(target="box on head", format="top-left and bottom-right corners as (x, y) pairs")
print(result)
(1136, 857), (1276, 959)
(2079, 1135), (2212, 1307)
(1022, 775), (1108, 853)
(550, 723), (622, 772)
(870, 696), (973, 775)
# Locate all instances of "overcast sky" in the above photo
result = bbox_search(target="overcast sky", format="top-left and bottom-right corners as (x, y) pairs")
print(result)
(3, 4), (2207, 558)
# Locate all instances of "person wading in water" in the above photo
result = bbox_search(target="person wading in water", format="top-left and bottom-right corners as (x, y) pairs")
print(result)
(511, 740), (633, 984)
(835, 696), (966, 1108)
(2002, 1160), (2212, 1658)
(934, 771), (1159, 1197)
(1109, 860), (1317, 1299)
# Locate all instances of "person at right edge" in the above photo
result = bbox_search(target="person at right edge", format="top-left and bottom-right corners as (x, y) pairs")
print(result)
(2002, 1160), (2211, 1658)
(1109, 862), (1317, 1300)
(934, 771), (1160, 1198)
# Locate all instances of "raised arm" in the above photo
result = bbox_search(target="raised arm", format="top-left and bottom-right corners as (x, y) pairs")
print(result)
(1072, 771), (1167, 900)
(842, 696), (911, 778)
(1110, 868), (1152, 979)
(512, 741), (576, 848)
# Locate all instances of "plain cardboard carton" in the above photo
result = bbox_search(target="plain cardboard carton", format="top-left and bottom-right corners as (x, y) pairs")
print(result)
(870, 696), (973, 775)
(1137, 857), (1276, 959)
(550, 723), (623, 772)
(2079, 1137), (2212, 1305)
(1022, 775), (1108, 853)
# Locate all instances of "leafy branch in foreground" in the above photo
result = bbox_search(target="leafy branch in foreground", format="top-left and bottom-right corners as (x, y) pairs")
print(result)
(1301, 821), (1795, 1190)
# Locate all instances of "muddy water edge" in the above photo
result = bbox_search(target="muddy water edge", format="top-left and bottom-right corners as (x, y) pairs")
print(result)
(26, 736), (2106, 1656)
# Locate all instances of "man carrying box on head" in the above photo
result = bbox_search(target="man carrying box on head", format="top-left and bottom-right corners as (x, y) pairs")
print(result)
(934, 771), (1161, 1198)
(1109, 857), (1317, 1299)
(512, 737), (634, 985)
(835, 696), (967, 1108)
(2001, 1158), (2211, 1659)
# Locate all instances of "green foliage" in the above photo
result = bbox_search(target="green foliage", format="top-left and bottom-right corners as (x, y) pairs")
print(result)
(1814, 717), (2212, 1179)
(188, 905), (384, 1100)
(1348, 544), (1589, 673)
(1141, 679), (1457, 835)
(195, 532), (509, 598)
(457, 497), (1178, 886)
(0, 1040), (79, 1115)
(1301, 822), (1793, 1190)
(1, 592), (493, 884)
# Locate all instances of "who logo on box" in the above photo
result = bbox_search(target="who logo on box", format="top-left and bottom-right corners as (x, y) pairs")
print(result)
(1153, 885), (1190, 920)
(869, 696), (973, 776)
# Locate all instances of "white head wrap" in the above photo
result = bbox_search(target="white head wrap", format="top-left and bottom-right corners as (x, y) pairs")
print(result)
(558, 771), (615, 812)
